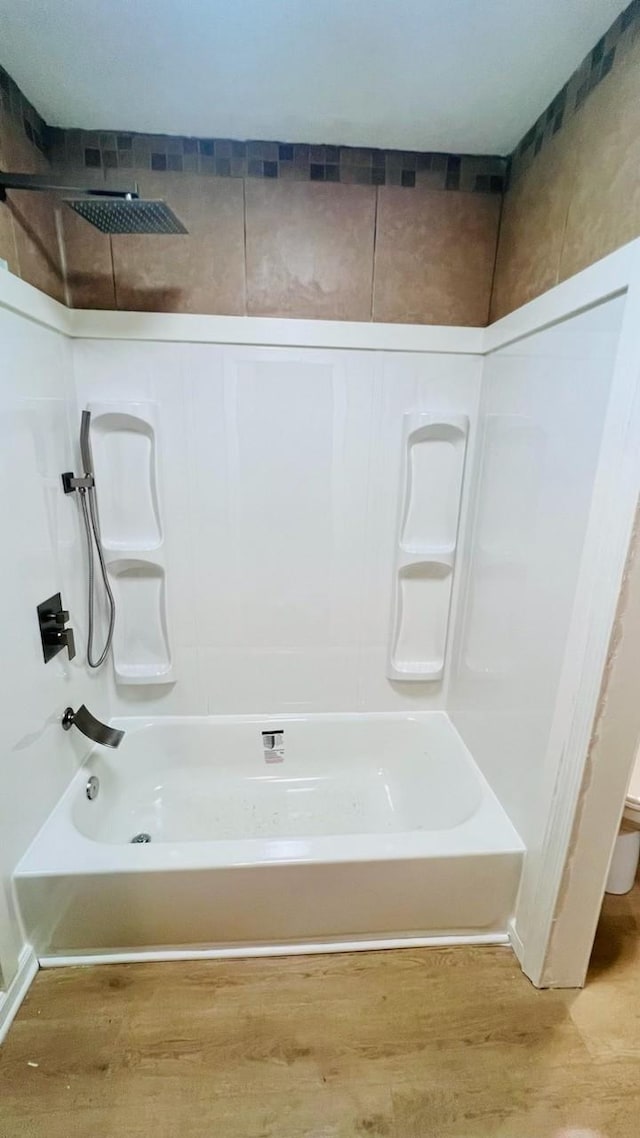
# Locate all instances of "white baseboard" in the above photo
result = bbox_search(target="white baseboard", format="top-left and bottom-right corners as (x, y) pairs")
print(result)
(38, 931), (510, 967)
(0, 945), (38, 1044)
(508, 917), (525, 966)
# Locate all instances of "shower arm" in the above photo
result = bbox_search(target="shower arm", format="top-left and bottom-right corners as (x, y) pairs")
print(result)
(0, 173), (140, 202)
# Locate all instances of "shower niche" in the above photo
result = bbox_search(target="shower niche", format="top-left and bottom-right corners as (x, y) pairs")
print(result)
(387, 413), (468, 682)
(88, 402), (174, 685)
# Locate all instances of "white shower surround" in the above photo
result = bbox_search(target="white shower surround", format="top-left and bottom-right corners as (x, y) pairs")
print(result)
(71, 341), (481, 715)
(1, 238), (639, 1023)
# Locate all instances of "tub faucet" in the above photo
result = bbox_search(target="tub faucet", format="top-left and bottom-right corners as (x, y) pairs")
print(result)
(61, 704), (125, 748)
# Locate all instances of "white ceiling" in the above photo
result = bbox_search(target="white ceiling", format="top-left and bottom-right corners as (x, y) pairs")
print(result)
(0, 0), (628, 154)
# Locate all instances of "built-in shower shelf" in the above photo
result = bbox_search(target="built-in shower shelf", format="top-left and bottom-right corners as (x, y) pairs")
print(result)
(396, 548), (455, 570)
(89, 402), (162, 551)
(106, 555), (174, 685)
(114, 662), (174, 683)
(387, 413), (468, 683)
(87, 401), (175, 687)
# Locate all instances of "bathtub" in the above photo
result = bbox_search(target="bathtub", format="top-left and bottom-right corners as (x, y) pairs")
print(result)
(15, 711), (524, 963)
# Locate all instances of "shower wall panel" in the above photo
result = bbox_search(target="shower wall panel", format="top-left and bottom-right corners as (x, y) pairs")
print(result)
(449, 296), (626, 848)
(0, 304), (110, 988)
(72, 339), (480, 716)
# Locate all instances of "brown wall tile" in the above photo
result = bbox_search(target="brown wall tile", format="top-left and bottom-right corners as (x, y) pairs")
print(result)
(374, 188), (500, 326)
(490, 119), (580, 321)
(0, 109), (19, 275)
(492, 28), (640, 320)
(0, 202), (18, 274)
(8, 191), (66, 303)
(245, 180), (376, 321)
(0, 108), (65, 302)
(55, 165), (115, 309)
(560, 31), (640, 282)
(107, 170), (245, 314)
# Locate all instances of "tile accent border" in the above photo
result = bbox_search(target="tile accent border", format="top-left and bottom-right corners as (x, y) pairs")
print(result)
(510, 0), (640, 184)
(46, 130), (505, 193)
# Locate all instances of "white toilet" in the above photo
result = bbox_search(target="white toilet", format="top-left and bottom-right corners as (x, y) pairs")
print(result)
(606, 748), (640, 894)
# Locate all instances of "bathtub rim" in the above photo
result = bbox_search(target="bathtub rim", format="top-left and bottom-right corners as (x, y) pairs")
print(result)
(15, 710), (524, 877)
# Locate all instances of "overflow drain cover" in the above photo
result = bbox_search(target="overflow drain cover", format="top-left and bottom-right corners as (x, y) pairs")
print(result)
(130, 832), (152, 844)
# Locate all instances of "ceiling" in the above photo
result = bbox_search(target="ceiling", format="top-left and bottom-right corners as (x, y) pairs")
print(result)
(0, 0), (628, 154)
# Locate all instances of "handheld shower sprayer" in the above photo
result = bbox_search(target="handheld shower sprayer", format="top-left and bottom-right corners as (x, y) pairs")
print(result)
(80, 408), (93, 477)
(62, 411), (116, 668)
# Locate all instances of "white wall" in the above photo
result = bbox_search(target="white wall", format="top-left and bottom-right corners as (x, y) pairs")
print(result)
(0, 306), (110, 990)
(72, 340), (480, 715)
(449, 296), (626, 847)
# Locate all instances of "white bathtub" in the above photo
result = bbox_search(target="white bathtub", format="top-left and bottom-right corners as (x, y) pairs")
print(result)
(15, 711), (524, 963)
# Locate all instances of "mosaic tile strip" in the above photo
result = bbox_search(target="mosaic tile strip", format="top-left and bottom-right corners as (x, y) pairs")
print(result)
(510, 0), (640, 183)
(0, 63), (49, 155)
(48, 130), (504, 192)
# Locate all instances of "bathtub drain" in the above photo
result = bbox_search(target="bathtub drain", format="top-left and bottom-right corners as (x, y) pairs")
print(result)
(130, 832), (152, 844)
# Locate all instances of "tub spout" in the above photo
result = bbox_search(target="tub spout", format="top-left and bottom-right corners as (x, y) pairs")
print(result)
(61, 705), (125, 748)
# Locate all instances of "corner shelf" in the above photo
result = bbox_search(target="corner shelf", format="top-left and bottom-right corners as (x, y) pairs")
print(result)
(87, 402), (175, 686)
(387, 413), (468, 683)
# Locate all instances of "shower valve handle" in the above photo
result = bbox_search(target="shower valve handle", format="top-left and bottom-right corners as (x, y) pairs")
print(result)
(45, 624), (76, 661)
(63, 626), (76, 660)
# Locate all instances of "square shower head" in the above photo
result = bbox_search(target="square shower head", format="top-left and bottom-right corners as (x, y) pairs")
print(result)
(65, 196), (188, 235)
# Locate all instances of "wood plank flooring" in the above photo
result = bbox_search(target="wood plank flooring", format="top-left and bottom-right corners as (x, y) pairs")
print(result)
(2, 881), (639, 1137)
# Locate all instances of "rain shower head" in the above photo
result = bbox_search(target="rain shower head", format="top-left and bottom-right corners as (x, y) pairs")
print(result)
(65, 195), (188, 235)
(0, 173), (188, 235)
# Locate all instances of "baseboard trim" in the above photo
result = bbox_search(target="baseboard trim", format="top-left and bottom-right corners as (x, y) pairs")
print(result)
(38, 932), (510, 967)
(0, 945), (38, 1044)
(508, 918), (525, 967)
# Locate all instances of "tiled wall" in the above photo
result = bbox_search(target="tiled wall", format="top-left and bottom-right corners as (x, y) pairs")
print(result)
(53, 143), (503, 325)
(0, 66), (65, 302)
(50, 129), (506, 193)
(1, 61), (505, 325)
(6, 0), (640, 328)
(491, 0), (640, 320)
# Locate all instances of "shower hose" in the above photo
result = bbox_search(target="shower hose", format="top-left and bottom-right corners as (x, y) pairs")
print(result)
(78, 484), (116, 668)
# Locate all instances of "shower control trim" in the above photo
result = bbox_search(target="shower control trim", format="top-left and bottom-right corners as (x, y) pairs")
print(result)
(61, 471), (94, 494)
(37, 592), (76, 662)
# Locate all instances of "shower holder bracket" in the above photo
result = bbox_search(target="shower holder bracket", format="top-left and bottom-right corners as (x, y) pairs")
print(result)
(61, 471), (95, 494)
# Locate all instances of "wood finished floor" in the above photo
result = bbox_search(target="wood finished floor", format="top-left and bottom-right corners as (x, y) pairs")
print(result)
(2, 881), (639, 1137)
